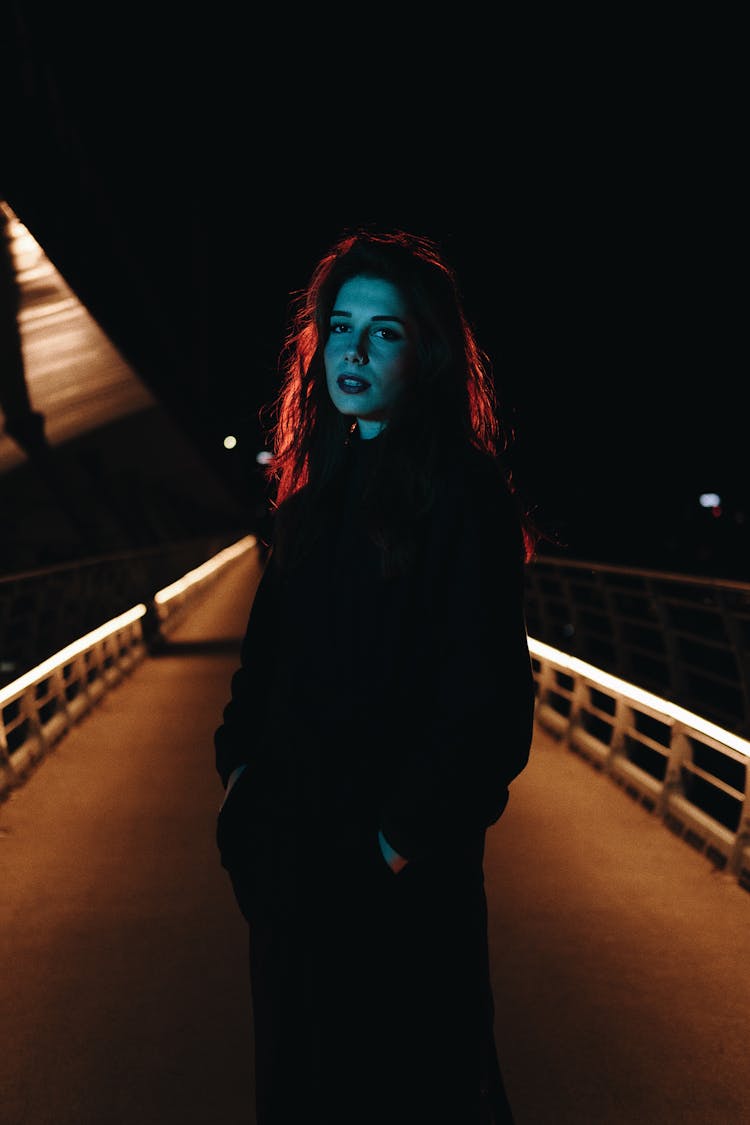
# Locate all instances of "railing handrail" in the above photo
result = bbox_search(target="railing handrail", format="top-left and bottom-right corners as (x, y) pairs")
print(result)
(0, 535), (257, 800)
(0, 532), (248, 586)
(533, 551), (750, 594)
(525, 554), (750, 743)
(0, 531), (246, 691)
(2, 537), (748, 892)
(530, 636), (750, 892)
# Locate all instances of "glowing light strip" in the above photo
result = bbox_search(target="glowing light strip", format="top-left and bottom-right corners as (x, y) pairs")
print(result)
(0, 604), (147, 707)
(154, 535), (256, 605)
(528, 636), (750, 759)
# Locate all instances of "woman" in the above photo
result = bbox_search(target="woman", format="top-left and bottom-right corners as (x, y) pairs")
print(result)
(214, 227), (538, 1124)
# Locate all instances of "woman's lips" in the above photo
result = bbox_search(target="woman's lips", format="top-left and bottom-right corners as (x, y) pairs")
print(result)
(337, 376), (370, 394)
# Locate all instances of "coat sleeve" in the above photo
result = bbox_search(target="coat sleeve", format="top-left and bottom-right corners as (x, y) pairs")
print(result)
(378, 475), (535, 862)
(213, 551), (280, 789)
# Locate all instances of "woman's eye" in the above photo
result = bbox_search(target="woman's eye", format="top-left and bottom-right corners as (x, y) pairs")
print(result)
(330, 323), (349, 334)
(374, 327), (399, 341)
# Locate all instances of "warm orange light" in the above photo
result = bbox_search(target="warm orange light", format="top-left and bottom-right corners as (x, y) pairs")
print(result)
(0, 604), (147, 707)
(528, 636), (750, 759)
(153, 535), (256, 605)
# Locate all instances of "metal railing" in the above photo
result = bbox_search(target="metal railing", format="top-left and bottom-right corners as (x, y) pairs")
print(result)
(0, 535), (257, 800)
(530, 637), (750, 891)
(2, 544), (749, 890)
(525, 556), (750, 742)
(0, 604), (148, 792)
(0, 533), (243, 690)
(526, 556), (750, 891)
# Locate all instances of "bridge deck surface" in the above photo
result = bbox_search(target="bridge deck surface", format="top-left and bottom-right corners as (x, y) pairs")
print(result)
(2, 547), (749, 1125)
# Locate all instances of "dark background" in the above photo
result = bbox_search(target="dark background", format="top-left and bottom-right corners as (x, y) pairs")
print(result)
(4, 8), (745, 578)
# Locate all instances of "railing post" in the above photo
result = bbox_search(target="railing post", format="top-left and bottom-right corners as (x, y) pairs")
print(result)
(607, 695), (629, 776)
(658, 725), (690, 818)
(727, 765), (750, 880)
(0, 707), (12, 797)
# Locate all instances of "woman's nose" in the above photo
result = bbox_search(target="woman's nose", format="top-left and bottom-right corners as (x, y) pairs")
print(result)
(345, 339), (367, 364)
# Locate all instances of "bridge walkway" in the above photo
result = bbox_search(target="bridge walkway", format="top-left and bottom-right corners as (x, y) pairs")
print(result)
(1, 546), (749, 1124)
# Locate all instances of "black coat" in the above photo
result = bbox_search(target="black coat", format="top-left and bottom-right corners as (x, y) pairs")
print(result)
(215, 436), (535, 1124)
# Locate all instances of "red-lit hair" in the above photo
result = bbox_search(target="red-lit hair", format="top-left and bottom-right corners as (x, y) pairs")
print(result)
(260, 227), (536, 566)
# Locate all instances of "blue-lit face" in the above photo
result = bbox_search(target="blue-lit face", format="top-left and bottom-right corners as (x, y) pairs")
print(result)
(324, 276), (417, 439)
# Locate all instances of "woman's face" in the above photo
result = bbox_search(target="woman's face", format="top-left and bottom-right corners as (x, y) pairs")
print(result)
(324, 275), (417, 439)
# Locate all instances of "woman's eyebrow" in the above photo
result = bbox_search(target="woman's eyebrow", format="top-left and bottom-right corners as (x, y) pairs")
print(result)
(330, 309), (407, 326)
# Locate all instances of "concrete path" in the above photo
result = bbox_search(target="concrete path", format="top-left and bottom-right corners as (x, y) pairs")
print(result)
(1, 545), (749, 1124)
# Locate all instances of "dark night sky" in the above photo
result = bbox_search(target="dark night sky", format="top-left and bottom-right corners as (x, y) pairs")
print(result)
(5, 9), (745, 579)
(189, 147), (744, 578)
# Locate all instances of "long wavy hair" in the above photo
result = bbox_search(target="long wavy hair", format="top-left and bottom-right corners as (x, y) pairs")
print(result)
(260, 227), (537, 571)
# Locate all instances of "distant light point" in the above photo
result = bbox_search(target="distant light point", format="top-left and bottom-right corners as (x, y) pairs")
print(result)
(223, 435), (237, 450)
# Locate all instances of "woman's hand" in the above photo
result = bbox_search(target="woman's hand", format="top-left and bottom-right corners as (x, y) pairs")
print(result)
(219, 763), (248, 811)
(378, 829), (408, 874)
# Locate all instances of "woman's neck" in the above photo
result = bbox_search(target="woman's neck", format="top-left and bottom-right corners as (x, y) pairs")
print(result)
(356, 418), (387, 441)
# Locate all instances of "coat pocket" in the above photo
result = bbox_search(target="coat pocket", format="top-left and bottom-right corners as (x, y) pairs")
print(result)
(216, 766), (253, 868)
